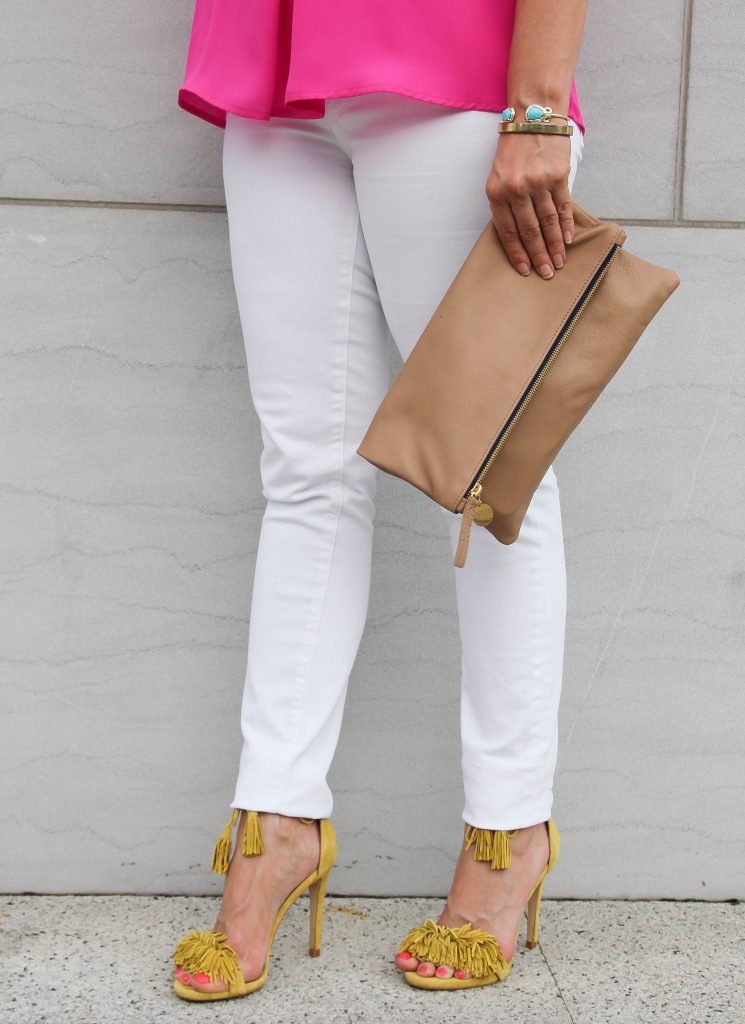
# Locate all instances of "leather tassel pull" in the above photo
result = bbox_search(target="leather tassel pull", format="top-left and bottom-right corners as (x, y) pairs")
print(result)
(453, 490), (481, 569)
(210, 807), (240, 875)
(242, 810), (266, 856)
(464, 825), (518, 869)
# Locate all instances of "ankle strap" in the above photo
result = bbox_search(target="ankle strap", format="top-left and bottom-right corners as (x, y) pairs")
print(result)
(211, 810), (321, 875)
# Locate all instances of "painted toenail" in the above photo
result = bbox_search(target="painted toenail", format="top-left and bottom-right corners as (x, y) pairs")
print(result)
(417, 964), (430, 974)
(455, 970), (466, 979)
(180, 972), (190, 982)
(194, 973), (210, 983)
(436, 966), (450, 977)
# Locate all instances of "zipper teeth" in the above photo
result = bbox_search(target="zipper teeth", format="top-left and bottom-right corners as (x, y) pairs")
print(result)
(465, 243), (621, 500)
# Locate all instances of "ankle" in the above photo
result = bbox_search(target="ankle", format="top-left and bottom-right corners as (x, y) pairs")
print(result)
(506, 821), (547, 856)
(262, 813), (318, 850)
(238, 810), (317, 842)
(462, 820), (547, 870)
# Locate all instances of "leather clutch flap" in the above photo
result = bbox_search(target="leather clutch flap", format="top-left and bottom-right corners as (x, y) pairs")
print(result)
(356, 200), (681, 568)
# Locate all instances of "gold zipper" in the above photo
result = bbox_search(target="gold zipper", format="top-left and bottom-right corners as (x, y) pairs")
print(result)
(464, 242), (621, 509)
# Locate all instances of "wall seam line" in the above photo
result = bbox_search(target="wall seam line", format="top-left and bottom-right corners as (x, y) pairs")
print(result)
(675, 0), (695, 222)
(0, 198), (744, 230)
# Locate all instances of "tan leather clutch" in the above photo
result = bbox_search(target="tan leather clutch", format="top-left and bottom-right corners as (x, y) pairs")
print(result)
(356, 200), (681, 568)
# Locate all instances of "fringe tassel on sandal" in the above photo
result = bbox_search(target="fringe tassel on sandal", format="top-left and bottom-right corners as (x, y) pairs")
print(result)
(241, 810), (266, 856)
(210, 808), (267, 874)
(210, 808), (240, 875)
(464, 825), (518, 869)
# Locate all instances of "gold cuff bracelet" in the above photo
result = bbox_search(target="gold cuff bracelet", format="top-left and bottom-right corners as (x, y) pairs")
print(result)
(497, 122), (574, 136)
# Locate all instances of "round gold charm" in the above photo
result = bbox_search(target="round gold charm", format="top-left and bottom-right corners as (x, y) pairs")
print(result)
(473, 501), (494, 527)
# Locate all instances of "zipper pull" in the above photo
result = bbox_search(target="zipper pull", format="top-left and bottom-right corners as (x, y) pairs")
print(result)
(453, 485), (482, 569)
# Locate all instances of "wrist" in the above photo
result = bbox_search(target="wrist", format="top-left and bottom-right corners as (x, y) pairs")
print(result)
(506, 89), (571, 119)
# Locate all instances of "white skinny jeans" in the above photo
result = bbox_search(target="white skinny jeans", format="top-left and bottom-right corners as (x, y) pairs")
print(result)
(223, 92), (584, 830)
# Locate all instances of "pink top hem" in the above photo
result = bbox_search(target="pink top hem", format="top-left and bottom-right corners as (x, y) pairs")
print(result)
(179, 85), (585, 135)
(178, 1), (586, 136)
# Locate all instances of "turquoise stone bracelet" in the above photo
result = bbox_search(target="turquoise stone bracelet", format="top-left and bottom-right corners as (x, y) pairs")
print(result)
(501, 104), (569, 124)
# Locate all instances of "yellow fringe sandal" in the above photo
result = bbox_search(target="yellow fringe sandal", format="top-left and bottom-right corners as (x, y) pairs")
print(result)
(172, 809), (337, 1001)
(397, 817), (559, 991)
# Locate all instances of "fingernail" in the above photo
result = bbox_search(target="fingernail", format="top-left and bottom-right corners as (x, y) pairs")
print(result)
(539, 264), (554, 279)
(553, 253), (564, 269)
(564, 231), (573, 244)
(517, 262), (530, 276)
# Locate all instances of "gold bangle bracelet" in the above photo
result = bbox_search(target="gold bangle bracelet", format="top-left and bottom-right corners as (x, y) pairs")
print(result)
(497, 122), (573, 136)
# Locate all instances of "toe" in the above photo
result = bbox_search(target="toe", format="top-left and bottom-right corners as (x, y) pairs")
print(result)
(187, 971), (229, 994)
(416, 961), (437, 978)
(395, 951), (419, 972)
(454, 969), (472, 980)
(435, 964), (455, 979)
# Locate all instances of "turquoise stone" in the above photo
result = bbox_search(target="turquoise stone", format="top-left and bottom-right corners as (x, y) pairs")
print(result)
(526, 104), (547, 121)
(501, 107), (515, 122)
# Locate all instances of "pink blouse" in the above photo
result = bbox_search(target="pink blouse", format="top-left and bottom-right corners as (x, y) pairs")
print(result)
(178, 0), (585, 136)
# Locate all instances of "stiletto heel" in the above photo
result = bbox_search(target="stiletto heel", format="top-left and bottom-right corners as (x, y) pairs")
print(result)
(524, 815), (559, 950)
(172, 812), (337, 1001)
(308, 870), (329, 957)
(525, 878), (543, 948)
(397, 817), (560, 990)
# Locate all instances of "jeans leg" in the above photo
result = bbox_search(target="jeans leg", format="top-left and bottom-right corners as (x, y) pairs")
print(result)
(338, 93), (583, 828)
(221, 110), (391, 817)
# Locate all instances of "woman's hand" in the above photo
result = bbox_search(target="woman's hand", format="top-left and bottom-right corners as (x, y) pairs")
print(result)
(485, 133), (574, 279)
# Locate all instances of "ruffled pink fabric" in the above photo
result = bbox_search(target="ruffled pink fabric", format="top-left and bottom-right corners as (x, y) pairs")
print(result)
(178, 0), (585, 135)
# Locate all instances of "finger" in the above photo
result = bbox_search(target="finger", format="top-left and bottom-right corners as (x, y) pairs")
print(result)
(488, 197), (531, 276)
(532, 189), (567, 269)
(510, 193), (556, 279)
(553, 187), (575, 246)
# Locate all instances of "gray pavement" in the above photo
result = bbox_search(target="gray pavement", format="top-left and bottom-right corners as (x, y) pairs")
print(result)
(1, 895), (743, 1024)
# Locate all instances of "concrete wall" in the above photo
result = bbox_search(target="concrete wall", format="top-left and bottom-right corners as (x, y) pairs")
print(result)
(2, 1), (743, 898)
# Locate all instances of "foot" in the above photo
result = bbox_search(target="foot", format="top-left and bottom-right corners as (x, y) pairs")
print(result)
(183, 812), (320, 994)
(394, 821), (550, 979)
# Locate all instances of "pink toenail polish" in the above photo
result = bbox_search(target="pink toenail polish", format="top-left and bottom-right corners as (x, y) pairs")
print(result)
(454, 970), (466, 980)
(417, 964), (429, 974)
(194, 973), (210, 983)
(181, 973), (190, 983)
(436, 966), (450, 977)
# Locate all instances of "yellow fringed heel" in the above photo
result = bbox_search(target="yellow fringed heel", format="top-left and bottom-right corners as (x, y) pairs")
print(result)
(398, 817), (560, 991)
(172, 813), (337, 1002)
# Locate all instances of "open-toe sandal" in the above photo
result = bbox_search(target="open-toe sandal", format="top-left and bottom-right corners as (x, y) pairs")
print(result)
(172, 809), (337, 1001)
(397, 817), (559, 990)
